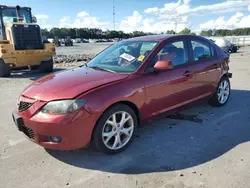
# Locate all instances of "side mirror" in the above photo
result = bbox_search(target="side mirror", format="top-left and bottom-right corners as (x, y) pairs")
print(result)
(32, 16), (37, 23)
(153, 60), (173, 71)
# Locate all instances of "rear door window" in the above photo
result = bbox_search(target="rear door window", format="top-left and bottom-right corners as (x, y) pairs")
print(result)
(158, 41), (188, 67)
(191, 40), (213, 61)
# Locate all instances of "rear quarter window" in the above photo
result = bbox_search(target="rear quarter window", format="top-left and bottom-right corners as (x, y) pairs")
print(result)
(191, 40), (216, 61)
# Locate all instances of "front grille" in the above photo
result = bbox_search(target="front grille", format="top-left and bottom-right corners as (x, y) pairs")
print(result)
(18, 101), (32, 112)
(22, 126), (35, 140)
(12, 24), (43, 50)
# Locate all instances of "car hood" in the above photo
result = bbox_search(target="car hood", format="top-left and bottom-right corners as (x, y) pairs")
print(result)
(22, 67), (129, 101)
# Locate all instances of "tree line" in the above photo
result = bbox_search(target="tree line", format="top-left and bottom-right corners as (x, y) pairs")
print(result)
(41, 27), (250, 39)
(41, 28), (193, 39)
(200, 28), (250, 37)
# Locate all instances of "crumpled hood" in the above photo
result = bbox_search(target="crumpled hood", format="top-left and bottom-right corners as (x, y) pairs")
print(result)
(22, 67), (129, 101)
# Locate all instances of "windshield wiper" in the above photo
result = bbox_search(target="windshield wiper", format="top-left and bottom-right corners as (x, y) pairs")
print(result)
(79, 63), (88, 68)
(88, 66), (116, 73)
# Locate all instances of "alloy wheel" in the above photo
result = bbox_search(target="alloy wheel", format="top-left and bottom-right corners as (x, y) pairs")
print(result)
(217, 80), (230, 104)
(102, 111), (134, 150)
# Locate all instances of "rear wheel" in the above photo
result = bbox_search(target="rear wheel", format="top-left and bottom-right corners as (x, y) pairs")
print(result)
(209, 76), (231, 107)
(40, 59), (53, 73)
(93, 104), (138, 154)
(0, 60), (11, 77)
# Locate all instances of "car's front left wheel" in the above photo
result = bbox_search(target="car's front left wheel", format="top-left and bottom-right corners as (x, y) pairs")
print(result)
(93, 104), (138, 154)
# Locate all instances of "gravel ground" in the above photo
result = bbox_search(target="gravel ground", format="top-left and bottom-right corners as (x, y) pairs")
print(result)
(53, 42), (113, 64)
(56, 42), (113, 56)
(0, 45), (250, 188)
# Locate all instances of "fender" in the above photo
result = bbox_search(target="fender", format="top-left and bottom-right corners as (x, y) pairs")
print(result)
(78, 74), (147, 118)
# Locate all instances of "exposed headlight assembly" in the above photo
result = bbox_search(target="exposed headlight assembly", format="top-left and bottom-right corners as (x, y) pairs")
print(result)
(41, 99), (86, 114)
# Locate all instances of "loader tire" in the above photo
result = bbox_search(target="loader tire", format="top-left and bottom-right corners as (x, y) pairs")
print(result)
(0, 60), (11, 77)
(40, 59), (53, 73)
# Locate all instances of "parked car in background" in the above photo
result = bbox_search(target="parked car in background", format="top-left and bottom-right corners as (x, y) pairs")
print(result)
(81, 39), (89, 43)
(42, 36), (50, 43)
(212, 38), (238, 53)
(74, 38), (81, 43)
(64, 36), (73, 46)
(228, 43), (238, 53)
(12, 35), (232, 154)
(95, 39), (106, 43)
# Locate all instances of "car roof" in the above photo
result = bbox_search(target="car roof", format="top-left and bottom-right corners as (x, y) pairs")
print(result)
(125, 34), (204, 42)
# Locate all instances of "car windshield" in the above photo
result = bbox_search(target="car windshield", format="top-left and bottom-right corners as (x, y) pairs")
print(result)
(2, 8), (31, 25)
(86, 41), (158, 73)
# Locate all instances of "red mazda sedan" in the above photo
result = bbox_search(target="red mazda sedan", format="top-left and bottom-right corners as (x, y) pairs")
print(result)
(12, 35), (232, 154)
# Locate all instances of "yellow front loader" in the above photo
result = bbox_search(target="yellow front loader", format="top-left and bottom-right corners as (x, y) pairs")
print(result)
(0, 5), (56, 77)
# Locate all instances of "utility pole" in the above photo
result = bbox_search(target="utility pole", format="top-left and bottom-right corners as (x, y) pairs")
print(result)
(75, 29), (79, 37)
(175, 19), (177, 34)
(174, 17), (178, 34)
(113, 0), (115, 30)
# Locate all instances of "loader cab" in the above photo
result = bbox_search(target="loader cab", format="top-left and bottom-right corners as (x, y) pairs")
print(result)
(0, 5), (33, 40)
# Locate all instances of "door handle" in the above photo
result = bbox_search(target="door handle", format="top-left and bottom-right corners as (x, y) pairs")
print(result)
(183, 71), (191, 77)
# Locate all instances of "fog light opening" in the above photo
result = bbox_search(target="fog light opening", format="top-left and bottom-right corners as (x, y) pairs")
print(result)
(45, 136), (62, 143)
(50, 136), (62, 143)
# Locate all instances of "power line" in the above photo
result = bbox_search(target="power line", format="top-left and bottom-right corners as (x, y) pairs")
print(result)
(161, 2), (181, 33)
(172, 2), (181, 33)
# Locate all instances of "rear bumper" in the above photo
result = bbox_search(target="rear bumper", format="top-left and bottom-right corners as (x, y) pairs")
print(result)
(12, 109), (101, 150)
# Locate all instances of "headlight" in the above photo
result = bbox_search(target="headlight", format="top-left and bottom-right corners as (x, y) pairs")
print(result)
(41, 99), (86, 114)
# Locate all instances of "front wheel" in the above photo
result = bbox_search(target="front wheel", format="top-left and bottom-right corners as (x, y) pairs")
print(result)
(0, 60), (11, 77)
(93, 104), (138, 154)
(209, 76), (231, 107)
(40, 59), (53, 73)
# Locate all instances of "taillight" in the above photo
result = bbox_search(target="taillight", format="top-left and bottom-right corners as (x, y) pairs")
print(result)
(1, 49), (6, 53)
(51, 47), (56, 52)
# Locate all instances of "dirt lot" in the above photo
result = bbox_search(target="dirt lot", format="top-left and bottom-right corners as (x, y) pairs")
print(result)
(0, 45), (250, 188)
(56, 42), (113, 55)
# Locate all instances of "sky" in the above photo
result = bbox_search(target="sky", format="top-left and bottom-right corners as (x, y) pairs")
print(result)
(1, 0), (250, 33)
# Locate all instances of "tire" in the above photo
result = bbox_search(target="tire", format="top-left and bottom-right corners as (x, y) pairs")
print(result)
(209, 76), (231, 107)
(93, 104), (138, 154)
(232, 46), (237, 53)
(29, 65), (40, 71)
(40, 59), (53, 73)
(0, 60), (11, 77)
